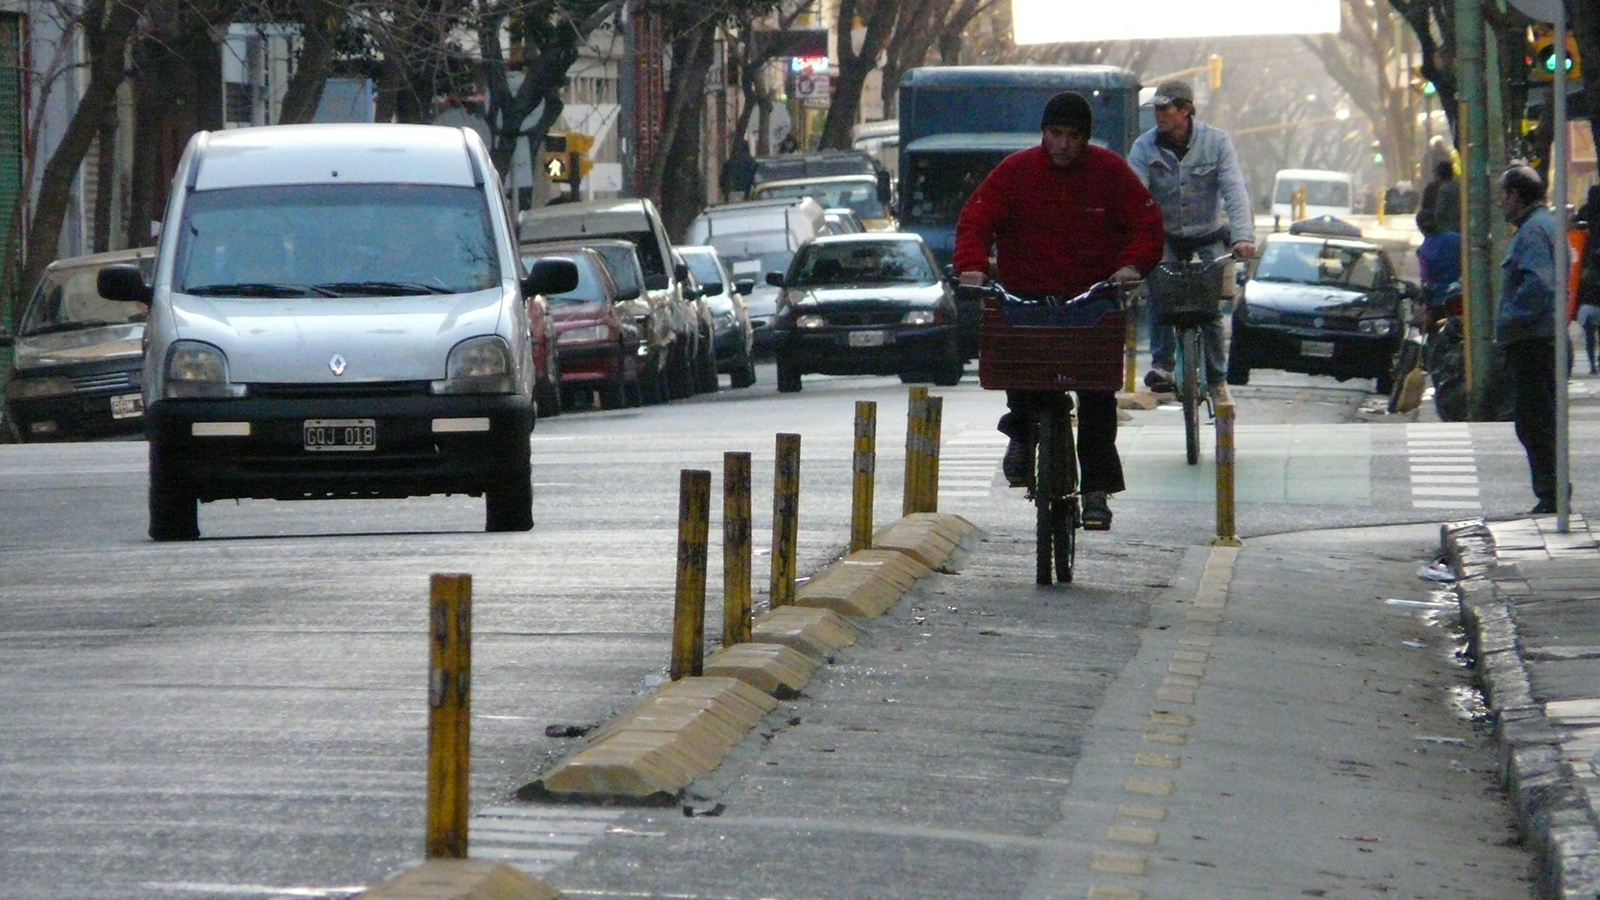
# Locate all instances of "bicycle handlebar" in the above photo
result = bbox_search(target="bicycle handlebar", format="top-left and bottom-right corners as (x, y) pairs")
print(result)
(955, 278), (1127, 310)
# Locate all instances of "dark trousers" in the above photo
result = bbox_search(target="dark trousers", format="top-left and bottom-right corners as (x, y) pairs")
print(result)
(1505, 338), (1557, 505)
(998, 389), (1125, 494)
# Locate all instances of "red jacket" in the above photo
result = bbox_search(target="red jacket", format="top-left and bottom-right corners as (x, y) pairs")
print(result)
(953, 144), (1164, 296)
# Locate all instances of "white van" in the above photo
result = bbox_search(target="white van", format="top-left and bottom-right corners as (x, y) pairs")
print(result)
(1272, 169), (1355, 222)
(96, 123), (577, 540)
(686, 197), (826, 351)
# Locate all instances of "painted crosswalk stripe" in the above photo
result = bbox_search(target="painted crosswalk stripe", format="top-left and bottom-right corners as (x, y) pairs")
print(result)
(1406, 423), (1479, 511)
(464, 805), (625, 875)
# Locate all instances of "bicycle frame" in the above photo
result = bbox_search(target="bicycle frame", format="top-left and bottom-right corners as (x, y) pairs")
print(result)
(1147, 255), (1231, 465)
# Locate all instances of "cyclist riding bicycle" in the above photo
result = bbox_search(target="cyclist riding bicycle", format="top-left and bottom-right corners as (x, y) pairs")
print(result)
(1127, 80), (1255, 393)
(953, 91), (1164, 531)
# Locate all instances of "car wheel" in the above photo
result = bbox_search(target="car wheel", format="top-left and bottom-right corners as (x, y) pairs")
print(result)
(933, 337), (963, 386)
(731, 352), (758, 389)
(639, 355), (665, 405)
(1225, 333), (1250, 385)
(898, 371), (931, 384)
(485, 442), (534, 532)
(669, 344), (693, 399)
(1374, 369), (1394, 397)
(148, 442), (199, 541)
(776, 357), (802, 393)
(536, 361), (562, 419)
(599, 377), (627, 410)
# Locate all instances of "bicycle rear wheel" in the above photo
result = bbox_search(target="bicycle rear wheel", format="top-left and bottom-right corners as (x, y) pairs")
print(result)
(1034, 413), (1055, 585)
(1179, 328), (1201, 465)
(1034, 408), (1079, 585)
(1052, 496), (1076, 583)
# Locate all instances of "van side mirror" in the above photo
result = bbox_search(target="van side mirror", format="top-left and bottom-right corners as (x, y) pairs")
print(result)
(675, 262), (690, 284)
(700, 280), (725, 297)
(523, 257), (579, 297)
(765, 272), (785, 287)
(876, 170), (892, 205)
(98, 264), (153, 305)
(614, 285), (641, 302)
(644, 273), (669, 291)
(734, 278), (755, 295)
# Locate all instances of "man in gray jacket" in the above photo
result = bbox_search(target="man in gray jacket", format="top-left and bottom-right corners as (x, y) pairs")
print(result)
(1496, 165), (1561, 514)
(1127, 80), (1255, 392)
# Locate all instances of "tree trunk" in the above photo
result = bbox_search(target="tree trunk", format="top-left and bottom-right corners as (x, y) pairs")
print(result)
(652, 24), (714, 240)
(21, 0), (139, 302)
(277, 0), (343, 124)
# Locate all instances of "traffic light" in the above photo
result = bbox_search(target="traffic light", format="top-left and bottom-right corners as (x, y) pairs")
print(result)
(1529, 27), (1581, 83)
(542, 132), (593, 192)
(1207, 54), (1223, 91)
(543, 133), (570, 181)
(567, 132), (595, 181)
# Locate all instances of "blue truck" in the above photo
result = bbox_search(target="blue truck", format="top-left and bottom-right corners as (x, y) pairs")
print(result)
(896, 65), (1143, 357)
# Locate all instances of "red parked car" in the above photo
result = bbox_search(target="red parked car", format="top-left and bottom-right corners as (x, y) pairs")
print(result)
(520, 245), (643, 410)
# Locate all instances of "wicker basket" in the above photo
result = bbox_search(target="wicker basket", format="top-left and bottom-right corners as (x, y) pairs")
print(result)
(977, 298), (1125, 392)
(1146, 259), (1228, 328)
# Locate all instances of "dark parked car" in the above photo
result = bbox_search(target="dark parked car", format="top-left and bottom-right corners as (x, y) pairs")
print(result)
(1226, 231), (1415, 393)
(519, 246), (643, 410)
(768, 233), (963, 393)
(2, 247), (156, 442)
(673, 247), (721, 394)
(525, 284), (562, 419)
(677, 244), (757, 389)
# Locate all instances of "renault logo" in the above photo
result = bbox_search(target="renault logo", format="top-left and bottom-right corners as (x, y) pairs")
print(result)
(1313, 317), (1324, 329)
(329, 354), (347, 376)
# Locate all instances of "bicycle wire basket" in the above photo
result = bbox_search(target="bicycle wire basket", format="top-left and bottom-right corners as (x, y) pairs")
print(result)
(977, 290), (1126, 393)
(1146, 258), (1229, 328)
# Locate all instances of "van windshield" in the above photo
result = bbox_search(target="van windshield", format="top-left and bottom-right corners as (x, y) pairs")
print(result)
(1274, 179), (1352, 208)
(756, 180), (886, 220)
(174, 184), (500, 297)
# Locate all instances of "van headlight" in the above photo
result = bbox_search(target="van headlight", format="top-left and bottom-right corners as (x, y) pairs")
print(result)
(795, 314), (827, 329)
(433, 336), (513, 394)
(902, 309), (937, 326)
(558, 325), (611, 344)
(1358, 318), (1396, 336)
(165, 341), (246, 398)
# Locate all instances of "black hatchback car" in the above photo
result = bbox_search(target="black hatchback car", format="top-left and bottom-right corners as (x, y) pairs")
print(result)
(2, 247), (156, 442)
(768, 233), (962, 393)
(1226, 231), (1415, 394)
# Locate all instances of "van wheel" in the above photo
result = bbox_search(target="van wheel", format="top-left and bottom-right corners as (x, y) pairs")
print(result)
(640, 357), (665, 405)
(731, 353), (758, 389)
(697, 332), (720, 393)
(486, 453), (534, 532)
(148, 442), (199, 541)
(536, 368), (562, 419)
(933, 337), (963, 386)
(599, 377), (627, 411)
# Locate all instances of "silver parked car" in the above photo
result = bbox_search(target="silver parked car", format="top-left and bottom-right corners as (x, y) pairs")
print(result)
(97, 123), (577, 540)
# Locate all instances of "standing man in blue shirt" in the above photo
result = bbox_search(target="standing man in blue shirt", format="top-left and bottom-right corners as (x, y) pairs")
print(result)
(1127, 80), (1256, 393)
(1496, 165), (1562, 514)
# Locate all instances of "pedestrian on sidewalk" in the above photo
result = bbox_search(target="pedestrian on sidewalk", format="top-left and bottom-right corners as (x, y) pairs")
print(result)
(720, 138), (756, 202)
(1496, 165), (1562, 514)
(1576, 185), (1600, 375)
(1127, 79), (1255, 393)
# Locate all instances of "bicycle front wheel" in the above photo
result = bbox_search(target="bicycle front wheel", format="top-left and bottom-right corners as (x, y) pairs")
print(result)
(1052, 496), (1076, 584)
(1179, 328), (1202, 465)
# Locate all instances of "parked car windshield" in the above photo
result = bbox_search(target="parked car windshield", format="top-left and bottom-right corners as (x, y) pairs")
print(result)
(582, 244), (645, 297)
(20, 256), (155, 336)
(1254, 240), (1384, 291)
(791, 241), (937, 288)
(174, 184), (500, 297)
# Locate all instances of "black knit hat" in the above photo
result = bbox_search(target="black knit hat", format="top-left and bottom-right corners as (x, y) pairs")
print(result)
(1041, 91), (1092, 136)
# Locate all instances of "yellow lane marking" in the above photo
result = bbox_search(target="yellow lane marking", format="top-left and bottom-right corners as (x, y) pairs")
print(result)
(1117, 803), (1167, 821)
(1124, 776), (1176, 797)
(1143, 729), (1187, 745)
(1107, 824), (1159, 846)
(1092, 851), (1149, 875)
(1134, 752), (1178, 769)
(1088, 885), (1144, 900)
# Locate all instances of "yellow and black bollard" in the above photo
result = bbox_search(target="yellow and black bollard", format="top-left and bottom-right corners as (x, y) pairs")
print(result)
(850, 401), (877, 553)
(426, 573), (471, 860)
(921, 396), (943, 513)
(671, 469), (711, 680)
(903, 387), (928, 516)
(1212, 393), (1241, 547)
(770, 433), (802, 607)
(723, 452), (753, 647)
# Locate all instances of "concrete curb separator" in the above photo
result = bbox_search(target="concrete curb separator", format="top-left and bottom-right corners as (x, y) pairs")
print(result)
(524, 512), (983, 808)
(354, 860), (560, 899)
(1442, 519), (1600, 900)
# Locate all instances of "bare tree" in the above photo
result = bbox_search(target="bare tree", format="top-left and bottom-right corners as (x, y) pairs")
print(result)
(1304, 0), (1420, 188)
(816, 0), (897, 149)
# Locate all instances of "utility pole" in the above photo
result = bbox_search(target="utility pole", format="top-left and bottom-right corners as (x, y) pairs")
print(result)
(1456, 0), (1495, 420)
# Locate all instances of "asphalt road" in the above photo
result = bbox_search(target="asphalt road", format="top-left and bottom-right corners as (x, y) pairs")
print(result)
(0, 361), (1593, 899)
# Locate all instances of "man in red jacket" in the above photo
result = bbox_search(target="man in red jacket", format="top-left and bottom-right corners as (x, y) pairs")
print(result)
(954, 91), (1164, 530)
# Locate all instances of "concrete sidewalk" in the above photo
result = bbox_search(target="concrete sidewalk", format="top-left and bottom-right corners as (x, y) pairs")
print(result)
(1444, 513), (1600, 898)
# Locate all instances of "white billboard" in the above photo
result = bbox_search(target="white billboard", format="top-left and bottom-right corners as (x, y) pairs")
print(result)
(1011, 0), (1340, 44)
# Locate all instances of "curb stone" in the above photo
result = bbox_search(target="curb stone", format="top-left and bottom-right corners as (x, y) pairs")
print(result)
(1442, 519), (1600, 900)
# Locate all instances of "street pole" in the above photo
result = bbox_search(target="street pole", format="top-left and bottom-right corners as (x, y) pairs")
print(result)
(1456, 0), (1495, 422)
(1554, 5), (1571, 532)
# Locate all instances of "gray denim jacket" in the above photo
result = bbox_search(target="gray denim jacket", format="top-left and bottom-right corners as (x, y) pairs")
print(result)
(1128, 121), (1255, 246)
(1496, 203), (1557, 347)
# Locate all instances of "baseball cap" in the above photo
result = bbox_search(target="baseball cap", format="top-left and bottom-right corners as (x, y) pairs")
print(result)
(1147, 80), (1194, 107)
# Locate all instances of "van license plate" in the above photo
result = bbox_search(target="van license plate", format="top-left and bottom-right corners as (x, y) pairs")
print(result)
(110, 393), (143, 419)
(1300, 340), (1336, 359)
(848, 330), (889, 348)
(304, 418), (377, 451)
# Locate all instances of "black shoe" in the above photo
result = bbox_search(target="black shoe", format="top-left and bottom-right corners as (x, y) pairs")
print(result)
(1002, 439), (1032, 488)
(1144, 368), (1175, 394)
(1531, 500), (1557, 515)
(1082, 491), (1112, 530)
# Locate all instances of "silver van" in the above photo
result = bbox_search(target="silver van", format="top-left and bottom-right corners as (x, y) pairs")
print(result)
(97, 123), (577, 540)
(686, 197), (826, 352)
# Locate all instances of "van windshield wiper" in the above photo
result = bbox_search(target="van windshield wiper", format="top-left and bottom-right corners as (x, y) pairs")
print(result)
(185, 282), (335, 297)
(314, 281), (454, 296)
